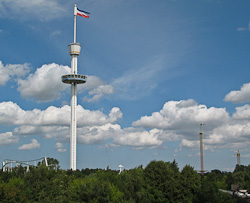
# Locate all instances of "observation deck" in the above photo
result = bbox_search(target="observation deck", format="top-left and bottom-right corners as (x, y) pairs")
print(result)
(68, 43), (81, 55)
(61, 74), (87, 84)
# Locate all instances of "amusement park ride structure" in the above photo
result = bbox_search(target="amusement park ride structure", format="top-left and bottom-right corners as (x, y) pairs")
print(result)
(2, 157), (58, 172)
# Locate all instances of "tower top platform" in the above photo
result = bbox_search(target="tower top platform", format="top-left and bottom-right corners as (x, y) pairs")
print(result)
(68, 43), (81, 55)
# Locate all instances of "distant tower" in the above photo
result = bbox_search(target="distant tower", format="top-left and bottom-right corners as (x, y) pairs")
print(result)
(62, 4), (87, 170)
(199, 124), (205, 175)
(237, 150), (241, 165)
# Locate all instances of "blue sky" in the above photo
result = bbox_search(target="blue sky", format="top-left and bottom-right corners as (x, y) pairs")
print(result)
(1, 0), (250, 172)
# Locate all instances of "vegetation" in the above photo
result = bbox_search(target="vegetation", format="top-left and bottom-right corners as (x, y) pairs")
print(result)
(0, 159), (248, 202)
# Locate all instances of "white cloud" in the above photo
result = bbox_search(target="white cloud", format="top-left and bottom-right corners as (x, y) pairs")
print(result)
(131, 99), (250, 151)
(0, 61), (31, 85)
(0, 101), (122, 127)
(4, 97), (250, 151)
(133, 99), (229, 133)
(50, 30), (62, 37)
(180, 139), (199, 148)
(17, 63), (70, 102)
(0, 132), (18, 145)
(179, 121), (250, 151)
(77, 124), (163, 148)
(84, 84), (114, 102)
(79, 75), (105, 91)
(18, 139), (40, 150)
(14, 121), (165, 149)
(80, 76), (115, 102)
(57, 148), (67, 152)
(54, 142), (67, 152)
(78, 123), (121, 144)
(0, 0), (66, 21)
(113, 128), (163, 147)
(224, 82), (250, 103)
(233, 104), (250, 120)
(237, 22), (250, 31)
(16, 63), (114, 102)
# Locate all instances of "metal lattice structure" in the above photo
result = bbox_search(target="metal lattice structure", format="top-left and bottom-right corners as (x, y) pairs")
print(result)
(2, 157), (58, 172)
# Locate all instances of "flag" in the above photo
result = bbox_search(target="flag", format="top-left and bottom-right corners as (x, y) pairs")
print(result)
(76, 8), (90, 18)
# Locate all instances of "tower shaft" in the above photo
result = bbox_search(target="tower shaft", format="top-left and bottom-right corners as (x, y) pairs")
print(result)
(237, 150), (241, 165)
(70, 83), (77, 170)
(200, 132), (204, 175)
(70, 54), (78, 171)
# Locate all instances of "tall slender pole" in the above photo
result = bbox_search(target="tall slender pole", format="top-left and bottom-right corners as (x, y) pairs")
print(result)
(74, 4), (77, 43)
(237, 150), (241, 165)
(200, 132), (204, 175)
(200, 124), (204, 175)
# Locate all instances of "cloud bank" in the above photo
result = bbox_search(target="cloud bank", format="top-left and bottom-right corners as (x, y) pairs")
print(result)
(0, 61), (115, 102)
(18, 139), (40, 150)
(0, 61), (31, 86)
(0, 0), (66, 21)
(224, 82), (250, 103)
(1, 96), (250, 152)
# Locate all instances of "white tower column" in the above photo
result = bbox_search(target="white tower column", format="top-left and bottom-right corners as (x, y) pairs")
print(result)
(70, 82), (77, 170)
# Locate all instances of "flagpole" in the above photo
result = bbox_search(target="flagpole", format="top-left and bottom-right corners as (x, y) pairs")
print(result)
(74, 4), (77, 43)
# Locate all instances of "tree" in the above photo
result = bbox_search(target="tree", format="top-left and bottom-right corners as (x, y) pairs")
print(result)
(234, 165), (246, 173)
(193, 177), (235, 203)
(144, 160), (183, 203)
(1, 177), (27, 202)
(180, 165), (200, 202)
(69, 175), (123, 202)
(232, 171), (245, 189)
(119, 166), (148, 202)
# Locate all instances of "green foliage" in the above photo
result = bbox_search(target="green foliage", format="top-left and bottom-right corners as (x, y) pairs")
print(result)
(232, 171), (245, 189)
(144, 160), (184, 203)
(69, 173), (123, 202)
(234, 165), (246, 173)
(181, 165), (201, 202)
(0, 159), (244, 202)
(119, 166), (148, 202)
(193, 177), (235, 203)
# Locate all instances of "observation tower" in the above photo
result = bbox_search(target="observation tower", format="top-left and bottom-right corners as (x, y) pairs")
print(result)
(61, 4), (87, 170)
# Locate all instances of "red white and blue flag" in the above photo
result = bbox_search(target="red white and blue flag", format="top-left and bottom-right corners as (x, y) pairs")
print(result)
(76, 8), (90, 18)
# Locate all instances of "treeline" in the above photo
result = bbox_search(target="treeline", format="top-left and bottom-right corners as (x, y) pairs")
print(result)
(0, 159), (248, 202)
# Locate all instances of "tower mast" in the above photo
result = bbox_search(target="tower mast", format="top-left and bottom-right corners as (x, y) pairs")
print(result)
(62, 4), (87, 170)
(199, 124), (205, 175)
(237, 150), (241, 165)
